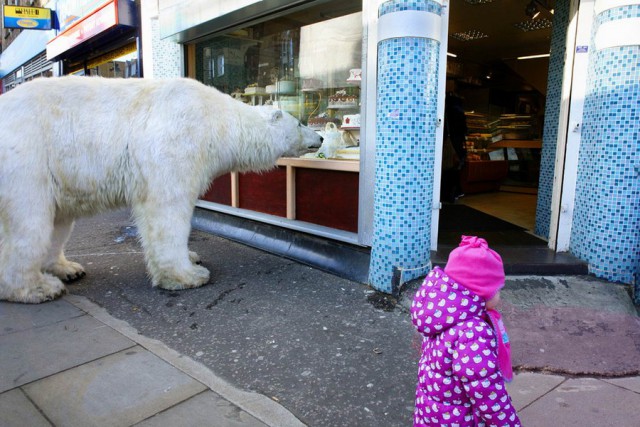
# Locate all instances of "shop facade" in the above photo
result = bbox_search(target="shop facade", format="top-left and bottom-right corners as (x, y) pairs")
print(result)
(46, 0), (141, 77)
(142, 0), (639, 294)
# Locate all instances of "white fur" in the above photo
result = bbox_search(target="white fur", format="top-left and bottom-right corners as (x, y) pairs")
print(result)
(0, 76), (321, 303)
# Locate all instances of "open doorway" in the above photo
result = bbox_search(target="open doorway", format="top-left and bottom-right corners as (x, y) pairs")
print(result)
(438, 0), (556, 247)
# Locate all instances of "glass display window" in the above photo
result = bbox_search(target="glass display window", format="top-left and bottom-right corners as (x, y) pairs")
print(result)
(194, 0), (363, 235)
(69, 43), (140, 78)
(194, 0), (362, 161)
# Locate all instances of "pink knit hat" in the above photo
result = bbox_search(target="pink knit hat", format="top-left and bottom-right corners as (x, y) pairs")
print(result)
(444, 235), (505, 300)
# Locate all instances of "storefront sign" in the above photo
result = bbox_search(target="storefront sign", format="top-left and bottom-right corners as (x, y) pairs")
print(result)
(3, 5), (52, 30)
(46, 0), (135, 61)
(55, 0), (111, 32)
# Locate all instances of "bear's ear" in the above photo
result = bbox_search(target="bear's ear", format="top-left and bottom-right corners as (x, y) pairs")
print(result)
(270, 109), (283, 124)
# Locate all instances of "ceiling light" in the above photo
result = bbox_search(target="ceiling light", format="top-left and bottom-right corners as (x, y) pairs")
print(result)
(514, 18), (553, 32)
(451, 30), (489, 42)
(447, 52), (457, 58)
(517, 53), (551, 60)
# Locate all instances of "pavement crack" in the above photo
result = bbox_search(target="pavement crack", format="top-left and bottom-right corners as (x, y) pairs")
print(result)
(206, 282), (246, 309)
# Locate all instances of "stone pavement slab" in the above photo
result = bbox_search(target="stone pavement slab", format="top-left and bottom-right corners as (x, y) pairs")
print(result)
(65, 294), (307, 427)
(0, 388), (51, 427)
(604, 376), (640, 394)
(517, 377), (640, 427)
(0, 298), (83, 336)
(506, 372), (565, 411)
(0, 312), (134, 393)
(22, 346), (207, 427)
(402, 275), (640, 376)
(135, 390), (269, 427)
(504, 303), (640, 376)
(499, 276), (640, 376)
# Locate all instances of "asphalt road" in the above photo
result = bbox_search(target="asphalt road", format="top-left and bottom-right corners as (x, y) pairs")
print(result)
(65, 209), (418, 427)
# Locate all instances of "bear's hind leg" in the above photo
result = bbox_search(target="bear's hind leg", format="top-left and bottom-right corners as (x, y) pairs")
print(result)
(133, 201), (210, 290)
(43, 217), (86, 282)
(0, 200), (66, 303)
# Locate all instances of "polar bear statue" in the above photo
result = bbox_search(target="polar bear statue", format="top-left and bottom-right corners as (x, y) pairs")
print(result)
(0, 76), (321, 303)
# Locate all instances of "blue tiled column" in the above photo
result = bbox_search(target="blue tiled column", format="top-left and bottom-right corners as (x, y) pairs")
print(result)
(570, 1), (640, 284)
(369, 0), (443, 293)
(535, 0), (570, 238)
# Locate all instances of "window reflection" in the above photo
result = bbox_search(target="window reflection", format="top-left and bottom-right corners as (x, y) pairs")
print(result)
(195, 2), (362, 160)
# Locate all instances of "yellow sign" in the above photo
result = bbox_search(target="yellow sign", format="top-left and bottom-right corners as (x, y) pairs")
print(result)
(3, 5), (52, 30)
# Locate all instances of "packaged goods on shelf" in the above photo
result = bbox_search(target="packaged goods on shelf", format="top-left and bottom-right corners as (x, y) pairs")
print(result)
(465, 112), (502, 149)
(498, 114), (535, 140)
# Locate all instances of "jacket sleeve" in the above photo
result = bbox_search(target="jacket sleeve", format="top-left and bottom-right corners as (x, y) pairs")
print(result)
(411, 277), (433, 337)
(452, 320), (521, 427)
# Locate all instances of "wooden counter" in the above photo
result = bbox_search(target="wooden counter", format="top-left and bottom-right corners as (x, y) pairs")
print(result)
(277, 157), (360, 172)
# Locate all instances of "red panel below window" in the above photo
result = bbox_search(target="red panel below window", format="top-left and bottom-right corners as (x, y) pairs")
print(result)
(239, 168), (287, 217)
(295, 169), (359, 232)
(201, 173), (231, 205)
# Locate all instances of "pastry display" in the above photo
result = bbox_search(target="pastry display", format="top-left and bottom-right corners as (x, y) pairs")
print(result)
(307, 112), (341, 130)
(328, 90), (358, 109)
(347, 68), (362, 84)
(244, 83), (265, 94)
(341, 114), (361, 129)
(231, 89), (244, 100)
(334, 146), (360, 160)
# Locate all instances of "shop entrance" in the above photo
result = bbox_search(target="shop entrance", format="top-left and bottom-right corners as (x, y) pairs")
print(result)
(438, 0), (556, 248)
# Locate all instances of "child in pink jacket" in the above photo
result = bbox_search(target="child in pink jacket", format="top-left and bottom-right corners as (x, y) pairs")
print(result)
(411, 236), (521, 426)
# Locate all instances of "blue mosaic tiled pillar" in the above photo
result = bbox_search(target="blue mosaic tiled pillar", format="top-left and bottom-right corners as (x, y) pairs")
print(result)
(535, 0), (570, 238)
(369, 0), (443, 293)
(570, 1), (640, 284)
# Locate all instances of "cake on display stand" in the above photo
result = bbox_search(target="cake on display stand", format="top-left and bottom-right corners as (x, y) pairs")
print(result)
(301, 69), (362, 160)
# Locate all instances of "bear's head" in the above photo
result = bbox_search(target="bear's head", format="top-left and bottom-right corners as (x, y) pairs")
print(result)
(263, 108), (322, 157)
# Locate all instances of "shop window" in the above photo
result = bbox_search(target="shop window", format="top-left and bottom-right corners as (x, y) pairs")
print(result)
(70, 43), (140, 78)
(193, 0), (362, 233)
(194, 0), (362, 151)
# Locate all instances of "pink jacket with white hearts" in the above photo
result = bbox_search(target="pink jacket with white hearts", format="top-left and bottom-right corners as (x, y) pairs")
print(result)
(411, 267), (521, 427)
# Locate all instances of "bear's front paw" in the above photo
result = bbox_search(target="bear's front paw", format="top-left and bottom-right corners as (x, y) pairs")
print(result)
(46, 260), (86, 282)
(155, 265), (210, 290)
(10, 274), (66, 304)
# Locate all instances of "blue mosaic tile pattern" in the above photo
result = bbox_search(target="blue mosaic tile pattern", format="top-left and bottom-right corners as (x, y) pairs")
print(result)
(570, 4), (640, 284)
(379, 0), (442, 15)
(534, 0), (570, 238)
(369, 1), (441, 292)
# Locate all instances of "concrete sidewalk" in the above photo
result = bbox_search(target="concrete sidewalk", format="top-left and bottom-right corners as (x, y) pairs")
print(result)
(0, 295), (304, 427)
(2, 293), (639, 426)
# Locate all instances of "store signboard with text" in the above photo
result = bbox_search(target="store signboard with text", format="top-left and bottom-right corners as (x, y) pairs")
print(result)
(3, 5), (52, 30)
